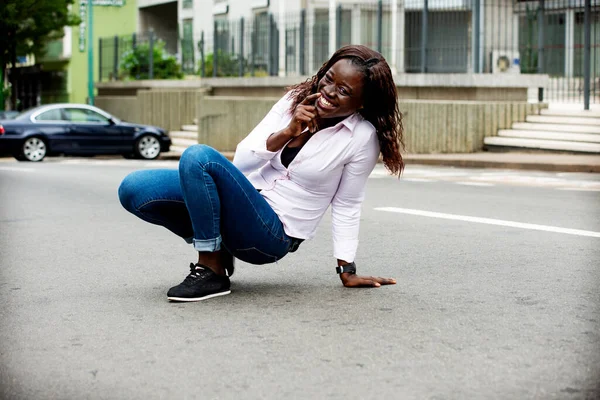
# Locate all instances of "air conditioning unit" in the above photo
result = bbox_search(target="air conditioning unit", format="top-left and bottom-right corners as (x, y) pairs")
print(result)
(491, 50), (520, 74)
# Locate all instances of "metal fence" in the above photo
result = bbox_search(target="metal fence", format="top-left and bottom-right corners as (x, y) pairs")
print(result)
(99, 31), (180, 81)
(99, 0), (599, 105)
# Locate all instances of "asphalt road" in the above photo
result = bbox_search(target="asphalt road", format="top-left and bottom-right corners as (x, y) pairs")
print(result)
(1, 157), (599, 400)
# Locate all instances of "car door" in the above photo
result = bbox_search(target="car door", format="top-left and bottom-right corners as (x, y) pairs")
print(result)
(31, 108), (72, 152)
(63, 107), (124, 153)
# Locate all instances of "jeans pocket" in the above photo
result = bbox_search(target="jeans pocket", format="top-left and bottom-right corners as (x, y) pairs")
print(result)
(234, 247), (279, 265)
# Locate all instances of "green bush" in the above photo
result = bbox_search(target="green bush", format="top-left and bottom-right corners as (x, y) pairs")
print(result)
(120, 40), (183, 80)
(199, 51), (246, 77)
(520, 48), (538, 74)
(244, 68), (269, 77)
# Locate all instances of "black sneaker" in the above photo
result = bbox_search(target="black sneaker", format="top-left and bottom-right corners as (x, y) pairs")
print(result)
(223, 252), (235, 277)
(167, 263), (231, 302)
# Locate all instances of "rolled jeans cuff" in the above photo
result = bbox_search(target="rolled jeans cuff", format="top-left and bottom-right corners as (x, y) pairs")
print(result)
(193, 236), (222, 252)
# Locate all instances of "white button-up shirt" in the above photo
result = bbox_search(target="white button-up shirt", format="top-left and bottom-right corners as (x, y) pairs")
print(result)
(233, 94), (380, 262)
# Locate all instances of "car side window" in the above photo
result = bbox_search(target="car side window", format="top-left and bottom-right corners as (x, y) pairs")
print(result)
(64, 108), (110, 124)
(35, 109), (65, 122)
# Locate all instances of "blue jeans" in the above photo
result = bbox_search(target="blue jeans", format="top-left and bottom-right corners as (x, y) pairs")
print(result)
(118, 145), (294, 264)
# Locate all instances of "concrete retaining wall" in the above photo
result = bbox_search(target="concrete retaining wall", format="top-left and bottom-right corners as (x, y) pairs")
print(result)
(198, 96), (279, 151)
(96, 90), (205, 131)
(95, 96), (140, 124)
(197, 96), (548, 154)
(401, 101), (547, 153)
(137, 90), (199, 132)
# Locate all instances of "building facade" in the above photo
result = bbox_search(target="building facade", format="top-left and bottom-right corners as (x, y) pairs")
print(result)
(35, 0), (138, 105)
(135, 0), (598, 83)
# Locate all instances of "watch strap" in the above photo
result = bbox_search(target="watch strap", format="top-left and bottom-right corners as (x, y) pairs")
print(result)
(336, 262), (356, 274)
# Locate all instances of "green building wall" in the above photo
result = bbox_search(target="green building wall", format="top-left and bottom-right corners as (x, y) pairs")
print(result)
(69, 0), (137, 104)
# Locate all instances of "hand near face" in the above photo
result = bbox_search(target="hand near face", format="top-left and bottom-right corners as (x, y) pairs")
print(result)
(287, 93), (321, 137)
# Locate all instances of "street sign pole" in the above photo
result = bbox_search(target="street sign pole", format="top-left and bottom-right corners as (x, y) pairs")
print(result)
(584, 0), (591, 110)
(88, 0), (94, 105)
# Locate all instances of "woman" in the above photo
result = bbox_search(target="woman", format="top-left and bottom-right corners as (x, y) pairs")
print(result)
(118, 45), (404, 302)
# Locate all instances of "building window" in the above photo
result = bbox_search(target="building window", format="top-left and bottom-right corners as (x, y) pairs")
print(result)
(183, 0), (193, 9)
(313, 9), (329, 70)
(519, 12), (566, 75)
(574, 11), (600, 77)
(182, 19), (195, 73)
(360, 9), (392, 61)
(339, 9), (352, 48)
(215, 16), (231, 55)
(252, 11), (270, 73)
(405, 10), (469, 73)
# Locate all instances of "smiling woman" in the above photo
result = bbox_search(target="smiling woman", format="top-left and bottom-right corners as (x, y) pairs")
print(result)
(118, 45), (405, 302)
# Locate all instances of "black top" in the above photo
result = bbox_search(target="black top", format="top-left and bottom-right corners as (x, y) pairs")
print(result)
(281, 145), (303, 168)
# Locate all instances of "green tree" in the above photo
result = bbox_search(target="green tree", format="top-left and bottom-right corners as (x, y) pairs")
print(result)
(0, 0), (79, 110)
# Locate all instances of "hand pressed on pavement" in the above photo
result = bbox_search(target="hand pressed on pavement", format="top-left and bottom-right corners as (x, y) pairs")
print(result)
(340, 273), (396, 288)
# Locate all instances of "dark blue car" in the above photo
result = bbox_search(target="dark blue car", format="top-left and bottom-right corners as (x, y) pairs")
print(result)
(0, 104), (171, 162)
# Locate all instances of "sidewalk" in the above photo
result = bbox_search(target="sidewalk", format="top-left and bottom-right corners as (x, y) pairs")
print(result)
(161, 151), (600, 173)
(401, 152), (600, 173)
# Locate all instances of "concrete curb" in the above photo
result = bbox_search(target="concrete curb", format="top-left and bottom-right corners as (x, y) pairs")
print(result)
(401, 156), (600, 173)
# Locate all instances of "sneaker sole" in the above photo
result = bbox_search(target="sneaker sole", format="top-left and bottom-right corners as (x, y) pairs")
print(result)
(167, 290), (231, 302)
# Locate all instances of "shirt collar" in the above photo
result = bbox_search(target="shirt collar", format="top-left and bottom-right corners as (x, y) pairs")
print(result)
(335, 112), (363, 135)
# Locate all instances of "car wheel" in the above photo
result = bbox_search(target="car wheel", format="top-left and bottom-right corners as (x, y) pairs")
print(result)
(134, 134), (160, 160)
(20, 137), (47, 162)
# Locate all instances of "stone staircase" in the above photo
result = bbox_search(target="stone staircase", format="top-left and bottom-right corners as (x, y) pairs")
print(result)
(484, 104), (600, 154)
(165, 123), (198, 156)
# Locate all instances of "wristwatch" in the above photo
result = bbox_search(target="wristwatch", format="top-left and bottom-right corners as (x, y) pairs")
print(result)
(336, 262), (356, 274)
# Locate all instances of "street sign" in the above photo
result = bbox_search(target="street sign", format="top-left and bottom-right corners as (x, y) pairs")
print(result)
(78, 0), (126, 52)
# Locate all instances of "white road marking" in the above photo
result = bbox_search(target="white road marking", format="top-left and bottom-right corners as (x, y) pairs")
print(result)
(402, 178), (435, 182)
(52, 159), (179, 168)
(558, 187), (600, 192)
(470, 175), (564, 184)
(0, 167), (34, 172)
(455, 181), (495, 187)
(406, 170), (469, 177)
(369, 169), (391, 176)
(479, 171), (520, 176)
(375, 207), (600, 238)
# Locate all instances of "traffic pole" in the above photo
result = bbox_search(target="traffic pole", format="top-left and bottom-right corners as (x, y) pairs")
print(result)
(88, 0), (94, 105)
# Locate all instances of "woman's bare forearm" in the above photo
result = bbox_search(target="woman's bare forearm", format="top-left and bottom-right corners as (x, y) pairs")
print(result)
(266, 128), (294, 152)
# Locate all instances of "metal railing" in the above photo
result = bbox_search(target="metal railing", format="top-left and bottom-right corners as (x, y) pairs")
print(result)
(99, 31), (180, 81)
